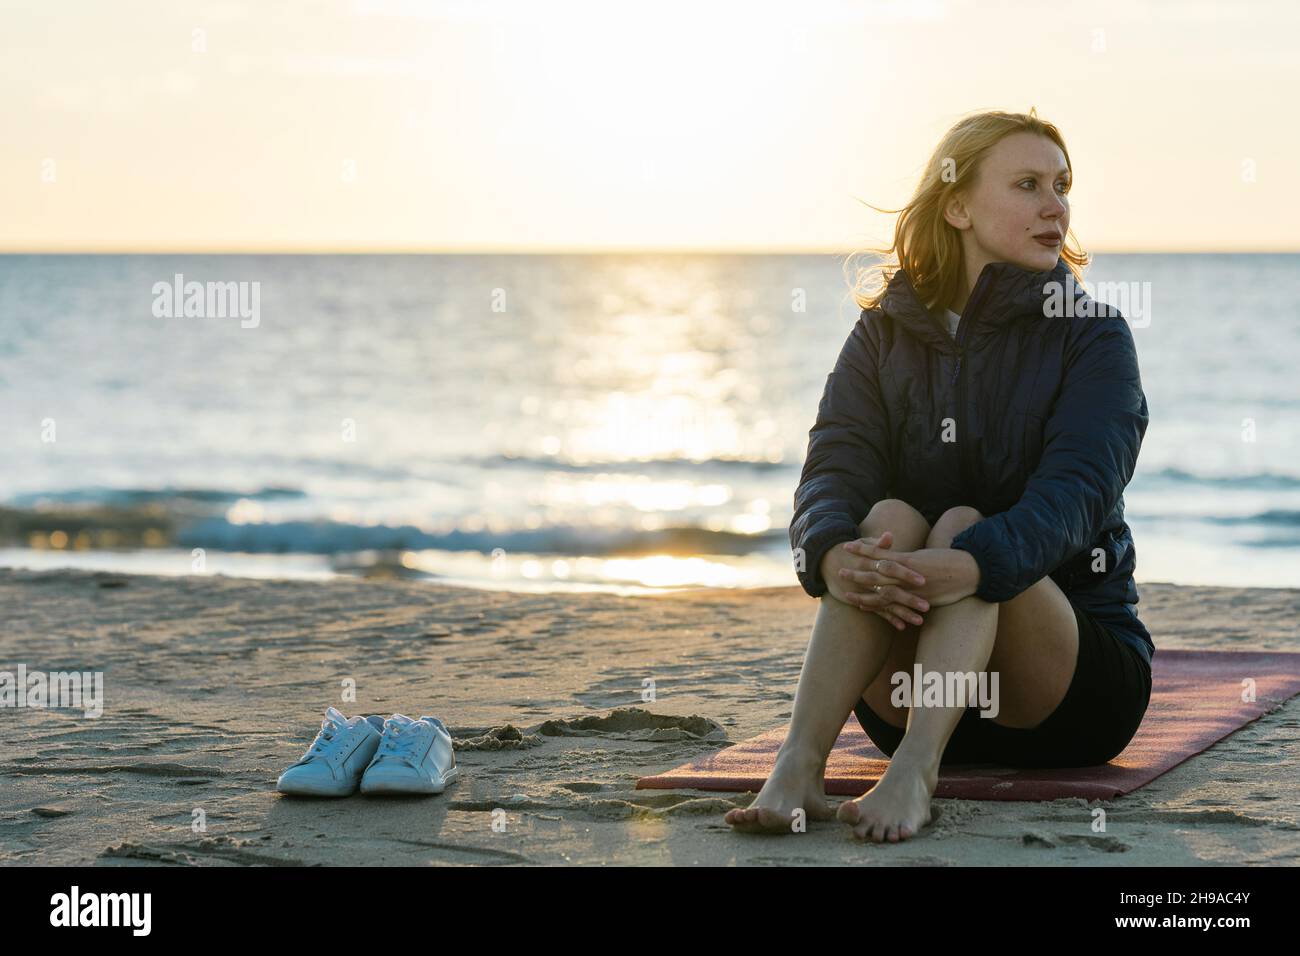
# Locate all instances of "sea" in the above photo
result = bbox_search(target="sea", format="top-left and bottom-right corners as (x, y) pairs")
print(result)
(1, 252), (1297, 594)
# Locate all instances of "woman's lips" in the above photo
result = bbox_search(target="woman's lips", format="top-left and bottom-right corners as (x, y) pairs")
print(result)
(1034, 235), (1061, 247)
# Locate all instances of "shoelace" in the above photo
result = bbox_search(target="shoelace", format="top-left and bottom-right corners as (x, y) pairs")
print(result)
(302, 712), (351, 761)
(373, 718), (428, 766)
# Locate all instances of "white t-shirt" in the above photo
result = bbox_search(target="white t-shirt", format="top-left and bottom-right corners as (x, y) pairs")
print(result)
(942, 308), (961, 339)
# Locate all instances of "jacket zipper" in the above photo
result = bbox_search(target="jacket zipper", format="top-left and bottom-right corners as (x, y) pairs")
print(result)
(950, 274), (995, 497)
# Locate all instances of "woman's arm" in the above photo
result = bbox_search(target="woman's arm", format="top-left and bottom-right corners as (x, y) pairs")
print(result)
(948, 313), (1149, 604)
(790, 315), (892, 597)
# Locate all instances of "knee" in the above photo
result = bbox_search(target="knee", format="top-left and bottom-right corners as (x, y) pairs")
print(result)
(857, 498), (930, 546)
(926, 506), (984, 548)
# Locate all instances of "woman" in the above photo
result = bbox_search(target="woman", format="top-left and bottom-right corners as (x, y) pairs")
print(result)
(725, 108), (1154, 842)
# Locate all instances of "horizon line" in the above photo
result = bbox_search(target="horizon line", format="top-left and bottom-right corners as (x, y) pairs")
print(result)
(2, 245), (1298, 256)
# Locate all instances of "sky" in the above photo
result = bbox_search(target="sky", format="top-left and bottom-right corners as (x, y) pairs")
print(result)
(3, 0), (1298, 252)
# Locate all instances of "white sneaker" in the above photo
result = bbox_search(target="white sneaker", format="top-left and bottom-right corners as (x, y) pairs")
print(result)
(276, 706), (386, 797)
(360, 714), (459, 795)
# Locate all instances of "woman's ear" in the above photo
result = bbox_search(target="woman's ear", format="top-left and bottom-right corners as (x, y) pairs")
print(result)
(942, 193), (972, 232)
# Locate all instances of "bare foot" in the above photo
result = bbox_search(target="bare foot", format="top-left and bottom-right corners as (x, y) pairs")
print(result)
(837, 756), (937, 843)
(724, 749), (834, 834)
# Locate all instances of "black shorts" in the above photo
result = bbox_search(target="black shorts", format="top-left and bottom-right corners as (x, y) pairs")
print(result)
(852, 600), (1153, 769)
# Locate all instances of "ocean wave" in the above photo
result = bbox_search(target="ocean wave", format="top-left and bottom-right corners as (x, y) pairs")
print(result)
(5, 485), (306, 508)
(1131, 509), (1300, 529)
(1142, 467), (1300, 490)
(173, 517), (777, 556)
(1203, 510), (1300, 527)
(0, 502), (782, 557)
(471, 453), (790, 474)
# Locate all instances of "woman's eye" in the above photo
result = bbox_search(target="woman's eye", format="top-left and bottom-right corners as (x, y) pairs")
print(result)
(1020, 180), (1070, 193)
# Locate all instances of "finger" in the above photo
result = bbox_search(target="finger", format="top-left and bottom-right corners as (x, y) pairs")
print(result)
(840, 547), (922, 586)
(842, 576), (924, 614)
(865, 604), (904, 628)
(854, 597), (904, 629)
(838, 568), (927, 608)
(848, 543), (924, 585)
(857, 580), (930, 616)
(876, 583), (930, 613)
(838, 568), (909, 588)
(887, 603), (926, 627)
(871, 557), (926, 587)
(847, 531), (892, 554)
(846, 589), (884, 615)
(874, 609), (907, 631)
(859, 591), (922, 627)
(850, 588), (916, 623)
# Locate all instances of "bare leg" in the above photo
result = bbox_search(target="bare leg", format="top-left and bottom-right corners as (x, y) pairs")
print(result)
(838, 592), (998, 841)
(725, 499), (930, 833)
(839, 506), (997, 842)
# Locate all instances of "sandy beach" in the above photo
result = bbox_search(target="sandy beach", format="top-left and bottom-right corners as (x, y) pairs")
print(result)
(1, 568), (1297, 867)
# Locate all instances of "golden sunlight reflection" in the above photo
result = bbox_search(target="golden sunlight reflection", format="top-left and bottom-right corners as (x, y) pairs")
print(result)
(563, 392), (744, 463)
(544, 476), (732, 513)
(729, 512), (772, 535)
(594, 555), (749, 588)
(520, 555), (745, 587)
(399, 549), (778, 591)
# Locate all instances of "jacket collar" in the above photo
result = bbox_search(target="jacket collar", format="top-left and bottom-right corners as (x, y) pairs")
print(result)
(879, 257), (1075, 352)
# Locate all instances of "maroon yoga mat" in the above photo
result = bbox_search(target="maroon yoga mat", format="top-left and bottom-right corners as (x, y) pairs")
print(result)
(635, 650), (1300, 801)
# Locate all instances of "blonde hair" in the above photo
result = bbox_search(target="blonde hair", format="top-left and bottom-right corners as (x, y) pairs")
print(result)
(846, 107), (1089, 314)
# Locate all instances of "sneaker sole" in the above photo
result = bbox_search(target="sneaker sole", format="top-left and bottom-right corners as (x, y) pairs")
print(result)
(361, 765), (459, 796)
(276, 778), (361, 797)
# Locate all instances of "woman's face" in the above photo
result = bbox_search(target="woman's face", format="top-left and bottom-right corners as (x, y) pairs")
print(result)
(946, 131), (1071, 274)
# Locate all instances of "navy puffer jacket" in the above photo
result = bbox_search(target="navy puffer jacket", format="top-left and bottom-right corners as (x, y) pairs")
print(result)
(790, 258), (1154, 665)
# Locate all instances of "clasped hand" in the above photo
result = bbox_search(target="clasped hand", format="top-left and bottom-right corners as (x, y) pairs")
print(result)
(821, 531), (980, 631)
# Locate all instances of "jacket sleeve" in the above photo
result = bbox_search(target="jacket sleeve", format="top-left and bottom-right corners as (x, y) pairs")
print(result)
(790, 314), (892, 598)
(950, 315), (1149, 603)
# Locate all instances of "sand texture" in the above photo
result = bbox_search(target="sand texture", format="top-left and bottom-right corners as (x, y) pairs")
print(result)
(1, 569), (1297, 866)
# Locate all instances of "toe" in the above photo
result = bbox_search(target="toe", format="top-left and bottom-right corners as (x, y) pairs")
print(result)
(758, 808), (788, 829)
(885, 824), (899, 842)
